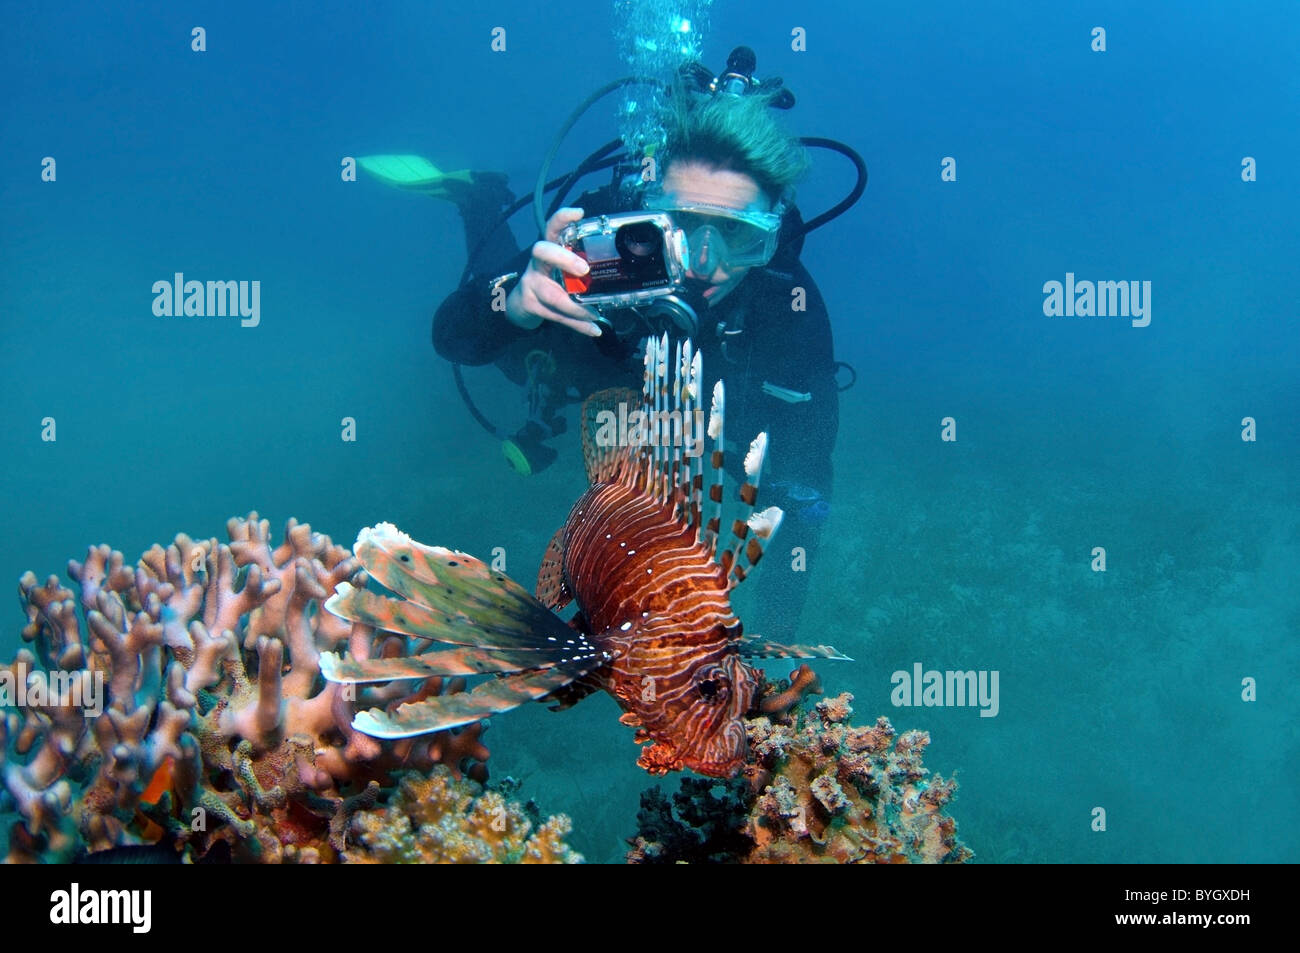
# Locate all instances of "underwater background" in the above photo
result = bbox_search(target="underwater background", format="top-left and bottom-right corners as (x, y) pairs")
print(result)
(1, 0), (1296, 863)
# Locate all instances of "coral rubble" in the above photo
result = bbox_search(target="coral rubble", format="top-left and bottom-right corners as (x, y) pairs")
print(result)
(344, 766), (581, 864)
(628, 675), (972, 864)
(1, 514), (491, 863)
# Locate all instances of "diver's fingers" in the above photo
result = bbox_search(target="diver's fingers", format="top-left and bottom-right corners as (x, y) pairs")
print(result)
(507, 269), (601, 335)
(529, 239), (589, 278)
(544, 207), (585, 244)
(530, 278), (603, 337)
(545, 313), (604, 337)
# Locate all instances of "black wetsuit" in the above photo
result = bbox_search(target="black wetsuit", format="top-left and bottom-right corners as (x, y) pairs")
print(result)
(432, 182), (839, 637)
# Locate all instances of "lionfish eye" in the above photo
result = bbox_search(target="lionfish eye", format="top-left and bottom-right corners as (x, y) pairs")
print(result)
(698, 678), (720, 700)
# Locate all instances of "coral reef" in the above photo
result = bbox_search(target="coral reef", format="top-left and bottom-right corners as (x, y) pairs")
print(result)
(1, 514), (491, 863)
(628, 675), (972, 863)
(745, 692), (971, 863)
(626, 776), (753, 864)
(344, 766), (581, 864)
(757, 663), (822, 715)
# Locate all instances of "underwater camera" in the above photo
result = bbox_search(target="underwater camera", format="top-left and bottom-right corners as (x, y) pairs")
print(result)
(559, 211), (686, 305)
(558, 212), (712, 338)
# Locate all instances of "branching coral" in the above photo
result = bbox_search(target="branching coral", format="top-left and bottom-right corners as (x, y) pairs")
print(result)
(344, 767), (581, 864)
(628, 676), (972, 864)
(1, 513), (491, 863)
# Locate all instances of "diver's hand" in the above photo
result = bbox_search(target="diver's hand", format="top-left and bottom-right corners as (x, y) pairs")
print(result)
(505, 207), (603, 337)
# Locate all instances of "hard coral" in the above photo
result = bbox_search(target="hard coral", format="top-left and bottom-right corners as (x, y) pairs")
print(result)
(628, 680), (973, 864)
(1, 513), (491, 863)
(747, 691), (971, 863)
(344, 767), (581, 864)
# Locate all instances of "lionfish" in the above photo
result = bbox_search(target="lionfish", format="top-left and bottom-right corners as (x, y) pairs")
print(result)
(320, 335), (847, 777)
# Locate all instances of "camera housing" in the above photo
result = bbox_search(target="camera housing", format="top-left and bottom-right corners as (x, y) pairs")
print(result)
(559, 212), (688, 310)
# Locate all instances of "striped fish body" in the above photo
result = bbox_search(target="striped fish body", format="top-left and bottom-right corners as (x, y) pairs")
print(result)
(561, 475), (758, 778)
(320, 335), (848, 779)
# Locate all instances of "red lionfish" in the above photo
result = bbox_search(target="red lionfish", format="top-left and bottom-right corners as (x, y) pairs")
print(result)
(320, 335), (847, 777)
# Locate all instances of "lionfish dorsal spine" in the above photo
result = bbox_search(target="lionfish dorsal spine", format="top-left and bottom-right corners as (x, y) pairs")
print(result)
(664, 336), (681, 504)
(654, 331), (670, 490)
(638, 335), (783, 588)
(718, 430), (782, 586)
(672, 338), (687, 508)
(704, 378), (725, 553)
(641, 333), (697, 522)
(682, 342), (704, 530)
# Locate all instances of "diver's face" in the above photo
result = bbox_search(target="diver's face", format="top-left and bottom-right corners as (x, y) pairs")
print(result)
(659, 161), (769, 305)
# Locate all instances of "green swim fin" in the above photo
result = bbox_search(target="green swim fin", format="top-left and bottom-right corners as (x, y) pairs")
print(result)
(358, 154), (510, 206)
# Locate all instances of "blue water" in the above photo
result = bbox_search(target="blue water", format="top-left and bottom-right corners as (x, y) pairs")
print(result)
(1, 0), (1296, 863)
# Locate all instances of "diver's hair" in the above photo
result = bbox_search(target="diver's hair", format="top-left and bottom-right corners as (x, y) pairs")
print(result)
(660, 83), (810, 205)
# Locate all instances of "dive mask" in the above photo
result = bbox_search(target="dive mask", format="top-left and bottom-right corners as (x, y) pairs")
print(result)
(642, 186), (784, 271)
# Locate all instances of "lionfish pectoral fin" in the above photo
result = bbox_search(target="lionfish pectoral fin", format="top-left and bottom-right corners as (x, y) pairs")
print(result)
(349, 523), (561, 630)
(350, 665), (593, 738)
(544, 672), (604, 711)
(328, 525), (583, 651)
(738, 637), (852, 661)
(535, 526), (572, 610)
(326, 580), (576, 651)
(319, 647), (568, 684)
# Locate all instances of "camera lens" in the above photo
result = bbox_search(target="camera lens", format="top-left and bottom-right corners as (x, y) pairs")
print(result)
(616, 221), (663, 259)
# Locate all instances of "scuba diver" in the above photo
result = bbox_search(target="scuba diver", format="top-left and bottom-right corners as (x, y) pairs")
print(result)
(362, 47), (864, 636)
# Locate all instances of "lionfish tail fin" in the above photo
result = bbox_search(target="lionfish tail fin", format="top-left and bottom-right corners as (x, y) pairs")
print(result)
(738, 637), (852, 661)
